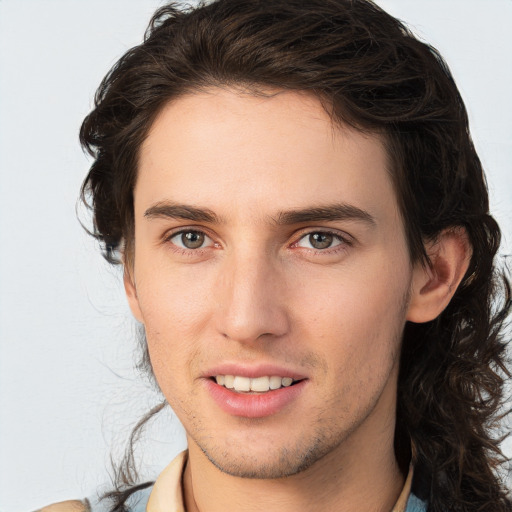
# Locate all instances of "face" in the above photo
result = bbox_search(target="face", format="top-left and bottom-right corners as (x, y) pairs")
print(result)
(126, 88), (417, 478)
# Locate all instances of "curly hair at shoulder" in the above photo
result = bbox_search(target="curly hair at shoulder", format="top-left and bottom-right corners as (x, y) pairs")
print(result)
(79, 1), (512, 510)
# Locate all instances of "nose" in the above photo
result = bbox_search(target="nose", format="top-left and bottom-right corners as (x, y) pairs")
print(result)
(214, 249), (290, 344)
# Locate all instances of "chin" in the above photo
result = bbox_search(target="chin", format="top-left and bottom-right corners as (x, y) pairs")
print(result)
(198, 433), (337, 479)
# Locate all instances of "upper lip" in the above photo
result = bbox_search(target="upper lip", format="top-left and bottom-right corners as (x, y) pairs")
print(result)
(203, 363), (308, 380)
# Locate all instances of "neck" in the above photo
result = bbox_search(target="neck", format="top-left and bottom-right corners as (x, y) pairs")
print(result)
(183, 419), (404, 512)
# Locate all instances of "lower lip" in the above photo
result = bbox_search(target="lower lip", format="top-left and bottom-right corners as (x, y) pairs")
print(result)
(205, 379), (307, 418)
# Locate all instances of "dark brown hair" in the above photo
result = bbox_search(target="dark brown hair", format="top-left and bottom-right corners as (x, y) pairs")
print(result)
(80, 1), (511, 510)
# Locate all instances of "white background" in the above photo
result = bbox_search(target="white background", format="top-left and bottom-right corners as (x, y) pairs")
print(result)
(0, 1), (511, 511)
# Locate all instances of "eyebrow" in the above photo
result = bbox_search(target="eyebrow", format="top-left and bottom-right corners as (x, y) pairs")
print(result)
(144, 202), (220, 223)
(144, 201), (376, 227)
(275, 203), (376, 227)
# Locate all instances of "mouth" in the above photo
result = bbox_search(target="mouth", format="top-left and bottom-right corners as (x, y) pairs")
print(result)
(212, 375), (301, 393)
(205, 368), (307, 417)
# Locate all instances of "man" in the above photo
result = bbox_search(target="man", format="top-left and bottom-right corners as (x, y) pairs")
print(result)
(43, 0), (511, 510)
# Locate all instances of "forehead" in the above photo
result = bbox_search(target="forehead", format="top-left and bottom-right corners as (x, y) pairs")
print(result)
(136, 88), (397, 224)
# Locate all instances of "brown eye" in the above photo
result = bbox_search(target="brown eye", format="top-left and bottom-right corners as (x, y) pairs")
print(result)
(295, 231), (346, 251)
(308, 232), (334, 249)
(169, 230), (212, 250)
(181, 231), (205, 249)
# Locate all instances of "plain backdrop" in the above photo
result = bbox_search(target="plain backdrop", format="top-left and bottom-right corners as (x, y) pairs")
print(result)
(0, 1), (511, 511)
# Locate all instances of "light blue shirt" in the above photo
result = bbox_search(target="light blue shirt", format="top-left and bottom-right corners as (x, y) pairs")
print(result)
(87, 484), (428, 511)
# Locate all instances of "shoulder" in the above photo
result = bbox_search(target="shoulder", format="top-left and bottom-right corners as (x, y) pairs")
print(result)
(36, 483), (154, 512)
(37, 500), (89, 512)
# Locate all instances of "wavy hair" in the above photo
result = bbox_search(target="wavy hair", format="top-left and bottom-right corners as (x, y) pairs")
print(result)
(79, 1), (511, 510)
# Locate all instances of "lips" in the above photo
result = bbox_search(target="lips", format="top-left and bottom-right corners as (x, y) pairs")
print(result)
(204, 364), (307, 418)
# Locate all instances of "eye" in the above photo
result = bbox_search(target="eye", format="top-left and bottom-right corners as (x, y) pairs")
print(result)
(169, 230), (213, 250)
(296, 231), (345, 250)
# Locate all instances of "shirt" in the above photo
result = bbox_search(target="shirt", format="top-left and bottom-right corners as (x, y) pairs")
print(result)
(85, 450), (427, 512)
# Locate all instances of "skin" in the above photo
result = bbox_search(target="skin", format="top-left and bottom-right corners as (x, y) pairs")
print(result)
(125, 88), (469, 511)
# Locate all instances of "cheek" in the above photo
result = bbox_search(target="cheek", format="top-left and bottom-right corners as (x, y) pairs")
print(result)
(293, 275), (407, 427)
(133, 263), (213, 386)
(135, 253), (213, 326)
(292, 256), (410, 373)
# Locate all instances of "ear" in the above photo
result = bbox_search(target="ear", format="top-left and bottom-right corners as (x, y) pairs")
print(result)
(406, 228), (471, 323)
(123, 266), (144, 323)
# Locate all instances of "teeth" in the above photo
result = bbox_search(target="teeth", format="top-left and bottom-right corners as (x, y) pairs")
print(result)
(269, 376), (282, 390)
(251, 376), (270, 392)
(233, 376), (251, 392)
(214, 375), (297, 392)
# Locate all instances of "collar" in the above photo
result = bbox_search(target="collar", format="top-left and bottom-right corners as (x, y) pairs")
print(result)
(146, 451), (415, 512)
(147, 451), (188, 512)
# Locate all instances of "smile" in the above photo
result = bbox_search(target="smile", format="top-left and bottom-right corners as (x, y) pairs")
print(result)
(214, 375), (297, 393)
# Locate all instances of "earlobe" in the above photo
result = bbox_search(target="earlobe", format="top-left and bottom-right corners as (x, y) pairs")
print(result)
(406, 228), (472, 323)
(123, 266), (144, 323)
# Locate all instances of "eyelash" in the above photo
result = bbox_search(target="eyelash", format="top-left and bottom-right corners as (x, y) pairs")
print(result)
(163, 228), (353, 256)
(291, 230), (352, 254)
(163, 229), (217, 257)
